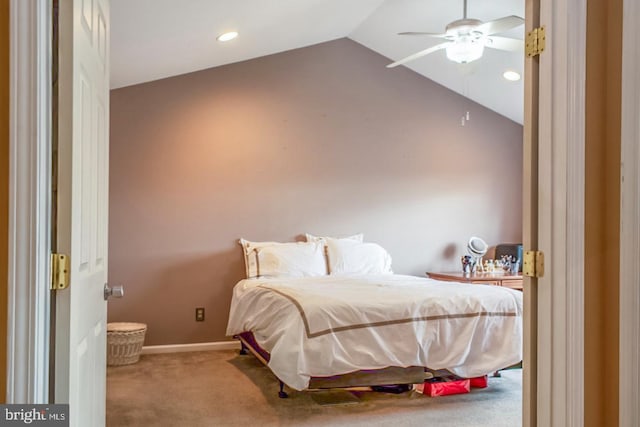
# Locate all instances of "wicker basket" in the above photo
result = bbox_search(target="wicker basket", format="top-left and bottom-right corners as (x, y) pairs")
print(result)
(107, 322), (147, 366)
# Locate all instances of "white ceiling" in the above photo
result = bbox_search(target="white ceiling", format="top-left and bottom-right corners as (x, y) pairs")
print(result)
(111, 0), (524, 123)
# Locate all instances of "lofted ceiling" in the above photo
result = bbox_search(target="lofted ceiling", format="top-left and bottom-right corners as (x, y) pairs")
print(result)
(111, 0), (525, 123)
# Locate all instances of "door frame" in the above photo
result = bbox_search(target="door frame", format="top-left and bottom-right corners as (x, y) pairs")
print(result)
(6, 2), (587, 425)
(619, 0), (640, 424)
(6, 0), (52, 403)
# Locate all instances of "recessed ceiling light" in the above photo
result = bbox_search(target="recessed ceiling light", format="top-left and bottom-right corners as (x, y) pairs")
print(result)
(503, 70), (521, 82)
(217, 31), (238, 42)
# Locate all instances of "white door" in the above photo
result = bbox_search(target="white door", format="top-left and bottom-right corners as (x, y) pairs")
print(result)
(54, 0), (110, 426)
(526, 0), (586, 426)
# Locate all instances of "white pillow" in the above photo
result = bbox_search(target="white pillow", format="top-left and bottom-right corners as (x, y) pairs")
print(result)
(256, 242), (327, 278)
(325, 237), (393, 275)
(239, 239), (282, 279)
(304, 233), (364, 243)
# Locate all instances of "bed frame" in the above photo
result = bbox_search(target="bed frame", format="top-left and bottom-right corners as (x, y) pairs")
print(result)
(235, 332), (429, 398)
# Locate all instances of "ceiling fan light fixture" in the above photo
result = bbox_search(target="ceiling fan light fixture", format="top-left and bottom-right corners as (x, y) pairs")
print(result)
(445, 37), (485, 64)
(503, 70), (521, 81)
(388, 0), (524, 69)
(217, 31), (238, 42)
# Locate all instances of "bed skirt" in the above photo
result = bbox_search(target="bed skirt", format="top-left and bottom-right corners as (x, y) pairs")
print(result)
(236, 332), (428, 390)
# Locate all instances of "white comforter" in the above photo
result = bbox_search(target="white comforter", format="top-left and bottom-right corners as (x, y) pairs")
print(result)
(226, 274), (523, 390)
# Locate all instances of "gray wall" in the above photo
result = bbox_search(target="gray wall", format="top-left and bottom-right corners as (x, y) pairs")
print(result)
(108, 38), (523, 345)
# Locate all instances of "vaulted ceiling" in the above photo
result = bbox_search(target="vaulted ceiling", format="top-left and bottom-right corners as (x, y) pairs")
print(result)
(111, 0), (524, 123)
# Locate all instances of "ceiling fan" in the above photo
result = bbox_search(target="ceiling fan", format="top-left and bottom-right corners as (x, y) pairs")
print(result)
(387, 0), (524, 68)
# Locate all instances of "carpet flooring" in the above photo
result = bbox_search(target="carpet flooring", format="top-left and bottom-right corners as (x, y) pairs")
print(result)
(107, 350), (522, 427)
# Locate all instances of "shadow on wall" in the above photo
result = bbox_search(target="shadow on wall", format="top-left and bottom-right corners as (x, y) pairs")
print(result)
(442, 243), (457, 261)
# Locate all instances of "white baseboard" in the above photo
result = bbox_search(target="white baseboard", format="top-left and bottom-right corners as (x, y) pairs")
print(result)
(141, 341), (240, 355)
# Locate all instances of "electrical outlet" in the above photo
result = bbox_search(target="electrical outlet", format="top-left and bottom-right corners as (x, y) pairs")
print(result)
(195, 307), (205, 322)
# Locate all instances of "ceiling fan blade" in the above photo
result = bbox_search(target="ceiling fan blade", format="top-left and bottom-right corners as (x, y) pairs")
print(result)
(398, 32), (447, 38)
(485, 36), (524, 52)
(476, 15), (524, 35)
(386, 42), (450, 68)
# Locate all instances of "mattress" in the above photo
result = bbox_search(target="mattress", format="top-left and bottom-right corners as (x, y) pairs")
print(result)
(226, 274), (523, 390)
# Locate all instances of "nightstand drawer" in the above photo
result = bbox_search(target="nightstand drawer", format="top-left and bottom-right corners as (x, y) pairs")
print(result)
(471, 280), (499, 286)
(426, 272), (523, 291)
(502, 280), (523, 290)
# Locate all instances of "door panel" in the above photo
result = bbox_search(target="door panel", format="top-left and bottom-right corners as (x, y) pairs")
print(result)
(56, 0), (110, 426)
(530, 0), (587, 425)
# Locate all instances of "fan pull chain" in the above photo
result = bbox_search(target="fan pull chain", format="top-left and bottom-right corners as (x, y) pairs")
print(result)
(461, 111), (470, 126)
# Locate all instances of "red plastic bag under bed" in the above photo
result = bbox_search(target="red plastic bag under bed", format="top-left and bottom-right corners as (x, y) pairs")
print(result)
(414, 377), (470, 397)
(414, 375), (488, 396)
(469, 375), (488, 388)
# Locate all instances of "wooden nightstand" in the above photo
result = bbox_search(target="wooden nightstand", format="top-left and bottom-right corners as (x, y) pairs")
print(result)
(426, 271), (523, 291)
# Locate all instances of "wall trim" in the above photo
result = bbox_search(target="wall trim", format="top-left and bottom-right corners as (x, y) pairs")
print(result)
(619, 0), (640, 423)
(537, 0), (586, 425)
(141, 341), (240, 355)
(6, 0), (52, 403)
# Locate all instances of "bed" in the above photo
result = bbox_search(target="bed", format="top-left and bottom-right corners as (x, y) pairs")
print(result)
(226, 272), (523, 397)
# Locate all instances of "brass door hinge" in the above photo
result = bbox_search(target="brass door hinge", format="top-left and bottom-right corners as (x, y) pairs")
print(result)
(51, 253), (70, 290)
(523, 250), (545, 278)
(526, 26), (546, 58)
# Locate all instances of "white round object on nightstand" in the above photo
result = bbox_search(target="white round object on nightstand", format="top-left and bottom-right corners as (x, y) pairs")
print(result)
(467, 236), (488, 257)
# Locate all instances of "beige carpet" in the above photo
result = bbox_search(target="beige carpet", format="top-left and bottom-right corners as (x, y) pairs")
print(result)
(107, 350), (522, 427)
